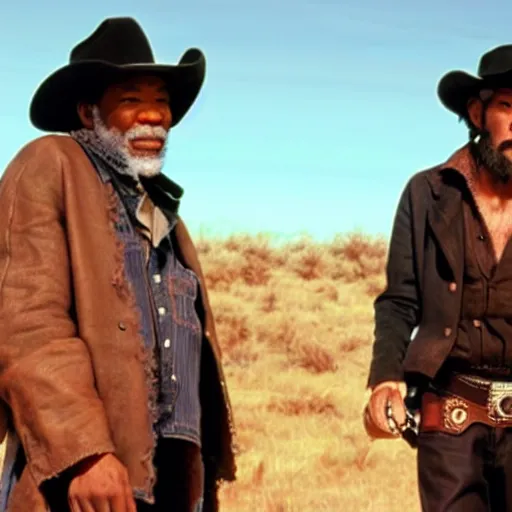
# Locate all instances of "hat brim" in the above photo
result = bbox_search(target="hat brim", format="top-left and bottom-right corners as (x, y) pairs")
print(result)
(438, 69), (512, 118)
(29, 48), (205, 132)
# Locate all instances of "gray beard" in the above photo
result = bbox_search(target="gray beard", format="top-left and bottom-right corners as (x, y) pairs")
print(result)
(70, 106), (169, 181)
(474, 133), (512, 184)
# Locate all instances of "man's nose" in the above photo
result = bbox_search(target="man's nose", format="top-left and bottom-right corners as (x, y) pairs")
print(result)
(137, 108), (164, 125)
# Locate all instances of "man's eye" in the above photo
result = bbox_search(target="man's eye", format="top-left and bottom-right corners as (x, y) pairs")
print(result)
(501, 101), (511, 107)
(156, 98), (170, 104)
(121, 97), (140, 103)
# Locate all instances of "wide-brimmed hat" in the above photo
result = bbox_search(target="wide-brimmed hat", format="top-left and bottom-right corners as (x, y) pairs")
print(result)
(438, 44), (512, 119)
(30, 17), (206, 132)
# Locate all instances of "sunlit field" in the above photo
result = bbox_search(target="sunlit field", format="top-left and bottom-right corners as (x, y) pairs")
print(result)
(197, 232), (420, 511)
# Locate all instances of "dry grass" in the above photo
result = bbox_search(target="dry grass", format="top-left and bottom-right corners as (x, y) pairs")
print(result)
(196, 232), (421, 511)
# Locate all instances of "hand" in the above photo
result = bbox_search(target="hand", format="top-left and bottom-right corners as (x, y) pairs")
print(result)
(68, 453), (136, 512)
(363, 381), (407, 439)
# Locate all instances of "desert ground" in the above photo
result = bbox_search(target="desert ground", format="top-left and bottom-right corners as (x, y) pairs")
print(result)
(197, 232), (420, 511)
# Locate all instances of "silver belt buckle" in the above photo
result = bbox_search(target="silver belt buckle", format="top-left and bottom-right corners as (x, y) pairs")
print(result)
(488, 381), (512, 421)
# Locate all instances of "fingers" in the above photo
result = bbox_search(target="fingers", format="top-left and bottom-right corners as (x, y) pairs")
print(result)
(70, 498), (96, 512)
(109, 492), (127, 512)
(69, 497), (85, 512)
(397, 381), (407, 399)
(125, 485), (137, 512)
(72, 489), (131, 512)
(385, 399), (400, 435)
(367, 385), (408, 437)
(387, 388), (407, 427)
(363, 405), (393, 439)
(368, 386), (393, 433)
(68, 453), (135, 512)
(111, 478), (135, 512)
(90, 495), (112, 512)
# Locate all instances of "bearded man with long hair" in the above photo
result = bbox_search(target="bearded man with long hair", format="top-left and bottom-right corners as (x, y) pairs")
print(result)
(364, 45), (512, 512)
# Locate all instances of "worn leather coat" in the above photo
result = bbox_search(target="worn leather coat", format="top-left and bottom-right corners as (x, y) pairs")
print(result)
(0, 135), (236, 511)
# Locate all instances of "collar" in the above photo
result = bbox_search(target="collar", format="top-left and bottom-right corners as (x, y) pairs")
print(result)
(72, 135), (184, 222)
(440, 143), (478, 184)
(70, 128), (130, 179)
(427, 143), (478, 198)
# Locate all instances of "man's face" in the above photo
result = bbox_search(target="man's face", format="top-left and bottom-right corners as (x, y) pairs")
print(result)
(470, 88), (512, 183)
(82, 74), (172, 178)
(481, 89), (512, 155)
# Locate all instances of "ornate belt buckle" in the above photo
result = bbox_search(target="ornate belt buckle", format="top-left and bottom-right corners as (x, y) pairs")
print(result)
(488, 381), (512, 422)
(443, 397), (469, 432)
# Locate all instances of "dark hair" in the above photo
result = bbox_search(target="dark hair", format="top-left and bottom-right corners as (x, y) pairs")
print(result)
(460, 94), (493, 141)
(460, 115), (479, 141)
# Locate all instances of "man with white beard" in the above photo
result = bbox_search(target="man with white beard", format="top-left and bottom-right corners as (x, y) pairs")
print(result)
(0, 17), (236, 512)
(85, 105), (170, 179)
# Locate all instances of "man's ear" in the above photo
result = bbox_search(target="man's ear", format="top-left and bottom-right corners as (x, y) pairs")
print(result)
(77, 102), (94, 129)
(467, 97), (483, 130)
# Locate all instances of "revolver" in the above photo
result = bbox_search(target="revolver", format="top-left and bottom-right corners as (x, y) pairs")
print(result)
(400, 385), (421, 448)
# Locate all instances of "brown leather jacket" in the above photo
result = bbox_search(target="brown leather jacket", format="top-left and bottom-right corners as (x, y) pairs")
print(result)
(0, 135), (236, 510)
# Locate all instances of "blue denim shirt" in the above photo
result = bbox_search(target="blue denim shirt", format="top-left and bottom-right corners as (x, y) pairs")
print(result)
(120, 187), (203, 444)
(84, 148), (203, 447)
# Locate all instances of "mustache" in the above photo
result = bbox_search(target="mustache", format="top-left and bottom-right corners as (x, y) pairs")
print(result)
(124, 124), (168, 142)
(498, 140), (512, 152)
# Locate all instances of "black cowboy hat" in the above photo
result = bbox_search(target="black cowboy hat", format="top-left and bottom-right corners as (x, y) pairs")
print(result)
(29, 17), (206, 132)
(438, 44), (512, 119)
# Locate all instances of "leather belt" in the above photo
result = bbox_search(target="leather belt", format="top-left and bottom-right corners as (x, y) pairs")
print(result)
(420, 373), (512, 434)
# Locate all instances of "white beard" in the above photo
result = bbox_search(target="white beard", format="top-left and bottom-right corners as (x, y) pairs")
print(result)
(90, 106), (168, 180)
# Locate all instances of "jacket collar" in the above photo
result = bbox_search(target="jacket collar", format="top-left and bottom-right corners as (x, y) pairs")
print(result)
(426, 144), (475, 193)
(424, 143), (478, 222)
(424, 144), (474, 277)
(77, 140), (183, 223)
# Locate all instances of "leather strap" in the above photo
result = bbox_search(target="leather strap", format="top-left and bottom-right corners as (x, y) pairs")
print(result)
(421, 390), (512, 434)
(437, 373), (491, 406)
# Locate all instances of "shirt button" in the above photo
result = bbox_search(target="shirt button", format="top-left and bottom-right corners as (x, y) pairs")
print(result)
(449, 282), (457, 292)
(473, 319), (482, 328)
(153, 274), (161, 284)
(118, 321), (127, 331)
(164, 339), (171, 348)
(171, 374), (177, 382)
(204, 330), (211, 338)
(444, 327), (452, 337)
(158, 307), (166, 316)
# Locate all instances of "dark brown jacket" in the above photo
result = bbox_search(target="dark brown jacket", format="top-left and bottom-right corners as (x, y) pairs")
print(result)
(367, 144), (476, 388)
(0, 135), (236, 510)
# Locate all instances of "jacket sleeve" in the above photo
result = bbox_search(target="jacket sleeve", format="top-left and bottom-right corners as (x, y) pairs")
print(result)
(0, 141), (115, 487)
(366, 177), (422, 388)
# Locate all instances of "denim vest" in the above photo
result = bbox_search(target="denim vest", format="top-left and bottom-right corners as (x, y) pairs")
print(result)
(85, 149), (203, 447)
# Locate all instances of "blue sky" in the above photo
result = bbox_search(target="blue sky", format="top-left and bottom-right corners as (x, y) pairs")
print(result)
(0, 0), (509, 241)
